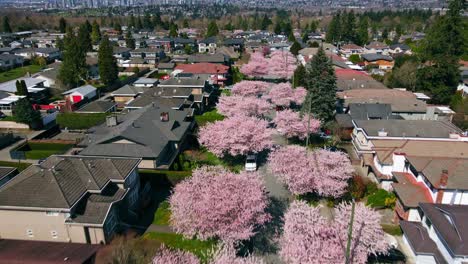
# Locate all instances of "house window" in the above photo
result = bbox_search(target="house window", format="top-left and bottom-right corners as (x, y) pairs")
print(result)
(26, 229), (34, 238)
(51, 230), (58, 239)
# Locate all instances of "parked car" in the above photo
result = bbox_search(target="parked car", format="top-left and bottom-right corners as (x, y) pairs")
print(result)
(245, 154), (257, 172)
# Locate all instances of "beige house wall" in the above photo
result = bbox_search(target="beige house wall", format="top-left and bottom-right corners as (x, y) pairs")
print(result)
(138, 159), (156, 169)
(0, 209), (106, 244)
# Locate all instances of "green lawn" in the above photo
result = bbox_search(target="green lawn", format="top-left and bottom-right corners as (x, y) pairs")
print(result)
(143, 232), (216, 262)
(15, 142), (73, 160)
(0, 160), (32, 171)
(195, 110), (224, 127)
(381, 224), (403, 236)
(153, 201), (171, 226)
(0, 65), (43, 83)
(56, 113), (109, 129)
(181, 149), (244, 172)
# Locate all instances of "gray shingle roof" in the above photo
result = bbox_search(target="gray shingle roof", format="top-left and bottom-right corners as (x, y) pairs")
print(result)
(420, 203), (468, 257)
(354, 119), (462, 138)
(0, 156), (140, 209)
(188, 53), (228, 64)
(80, 105), (192, 159)
(361, 53), (393, 62)
(348, 103), (392, 120)
(159, 78), (206, 87)
(77, 100), (116, 113)
(125, 88), (190, 109)
(62, 85), (97, 96)
(111, 85), (149, 96)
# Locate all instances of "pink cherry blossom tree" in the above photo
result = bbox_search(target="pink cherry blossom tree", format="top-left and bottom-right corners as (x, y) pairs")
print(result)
(240, 52), (269, 77)
(169, 166), (270, 243)
(231, 81), (270, 97)
(152, 246), (200, 264)
(292, 87), (307, 105)
(211, 244), (265, 264)
(198, 115), (273, 157)
(273, 109), (320, 139)
(217, 95), (271, 118)
(268, 50), (297, 79)
(267, 83), (294, 107)
(279, 201), (388, 264)
(267, 145), (353, 197)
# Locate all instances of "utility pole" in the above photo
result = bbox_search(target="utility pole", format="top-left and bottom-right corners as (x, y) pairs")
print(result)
(345, 199), (356, 264)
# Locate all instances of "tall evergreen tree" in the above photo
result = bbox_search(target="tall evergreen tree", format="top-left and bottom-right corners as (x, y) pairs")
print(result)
(78, 23), (92, 52)
(125, 31), (136, 49)
(261, 14), (272, 30)
(91, 20), (101, 45)
(2, 17), (12, 33)
(98, 36), (118, 86)
(293, 64), (306, 88)
(326, 13), (341, 44)
(356, 16), (369, 46)
(58, 17), (67, 33)
(58, 30), (87, 89)
(169, 22), (178, 38)
(342, 11), (357, 43)
(290, 41), (302, 56)
(143, 13), (153, 30)
(302, 47), (337, 123)
(136, 17), (143, 31)
(274, 22), (282, 35)
(128, 14), (136, 29)
(206, 20), (219, 37)
(84, 20), (92, 35)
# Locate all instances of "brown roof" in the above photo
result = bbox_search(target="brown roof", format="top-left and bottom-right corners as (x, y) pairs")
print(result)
(420, 203), (468, 257)
(338, 88), (427, 112)
(341, 44), (363, 50)
(406, 156), (468, 190)
(392, 172), (433, 208)
(0, 239), (100, 264)
(335, 69), (387, 90)
(372, 140), (468, 165)
(399, 221), (447, 264)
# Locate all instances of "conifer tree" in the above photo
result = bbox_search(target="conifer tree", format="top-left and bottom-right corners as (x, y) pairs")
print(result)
(91, 21), (101, 45)
(58, 17), (67, 33)
(98, 35), (118, 86)
(125, 31), (136, 49)
(2, 17), (12, 33)
(206, 20), (219, 37)
(58, 29), (87, 89)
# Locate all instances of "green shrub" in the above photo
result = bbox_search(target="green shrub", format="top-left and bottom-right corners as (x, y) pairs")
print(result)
(56, 113), (108, 129)
(194, 110), (224, 127)
(366, 189), (396, 209)
(365, 181), (379, 196)
(0, 161), (31, 171)
(153, 201), (171, 226)
(348, 175), (366, 200)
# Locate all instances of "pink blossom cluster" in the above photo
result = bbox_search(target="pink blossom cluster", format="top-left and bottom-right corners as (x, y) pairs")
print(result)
(273, 109), (320, 139)
(266, 83), (307, 107)
(198, 115), (274, 157)
(240, 51), (297, 79)
(169, 166), (270, 243)
(231, 81), (270, 97)
(217, 95), (271, 118)
(211, 244), (265, 264)
(280, 201), (389, 264)
(267, 145), (354, 197)
(152, 246), (200, 264)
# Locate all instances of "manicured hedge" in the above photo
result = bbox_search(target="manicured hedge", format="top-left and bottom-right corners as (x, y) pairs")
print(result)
(56, 113), (108, 129)
(0, 161), (31, 171)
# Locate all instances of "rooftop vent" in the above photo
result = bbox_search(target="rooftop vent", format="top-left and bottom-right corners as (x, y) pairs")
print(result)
(106, 115), (117, 127)
(160, 112), (169, 122)
(378, 129), (388, 137)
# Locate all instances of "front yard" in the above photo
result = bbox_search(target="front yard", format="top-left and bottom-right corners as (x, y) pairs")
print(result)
(13, 142), (73, 159)
(0, 65), (43, 83)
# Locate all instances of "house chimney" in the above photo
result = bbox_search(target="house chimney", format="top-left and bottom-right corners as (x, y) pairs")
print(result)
(106, 115), (117, 127)
(160, 112), (169, 122)
(439, 169), (449, 189)
(378, 129), (388, 137)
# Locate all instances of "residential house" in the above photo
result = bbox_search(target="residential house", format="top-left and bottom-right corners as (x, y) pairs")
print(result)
(245, 41), (267, 53)
(174, 63), (229, 85)
(0, 239), (100, 264)
(340, 44), (364, 57)
(198, 37), (217, 53)
(0, 54), (24, 70)
(0, 156), (141, 244)
(62, 85), (97, 104)
(113, 47), (131, 60)
(110, 85), (149, 108)
(129, 48), (166, 62)
(337, 88), (429, 119)
(14, 48), (61, 61)
(158, 62), (175, 74)
(79, 106), (193, 169)
(223, 38), (244, 52)
(76, 100), (117, 114)
(188, 53), (229, 65)
(124, 87), (194, 112)
(172, 38), (196, 52)
(132, 77), (158, 87)
(361, 53), (394, 70)
(0, 91), (26, 116)
(0, 77), (47, 100)
(401, 203), (468, 264)
(335, 69), (388, 91)
(389, 43), (412, 55)
(33, 61), (61, 87)
(269, 42), (290, 52)
(158, 78), (211, 110)
(364, 41), (390, 55)
(216, 46), (240, 61)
